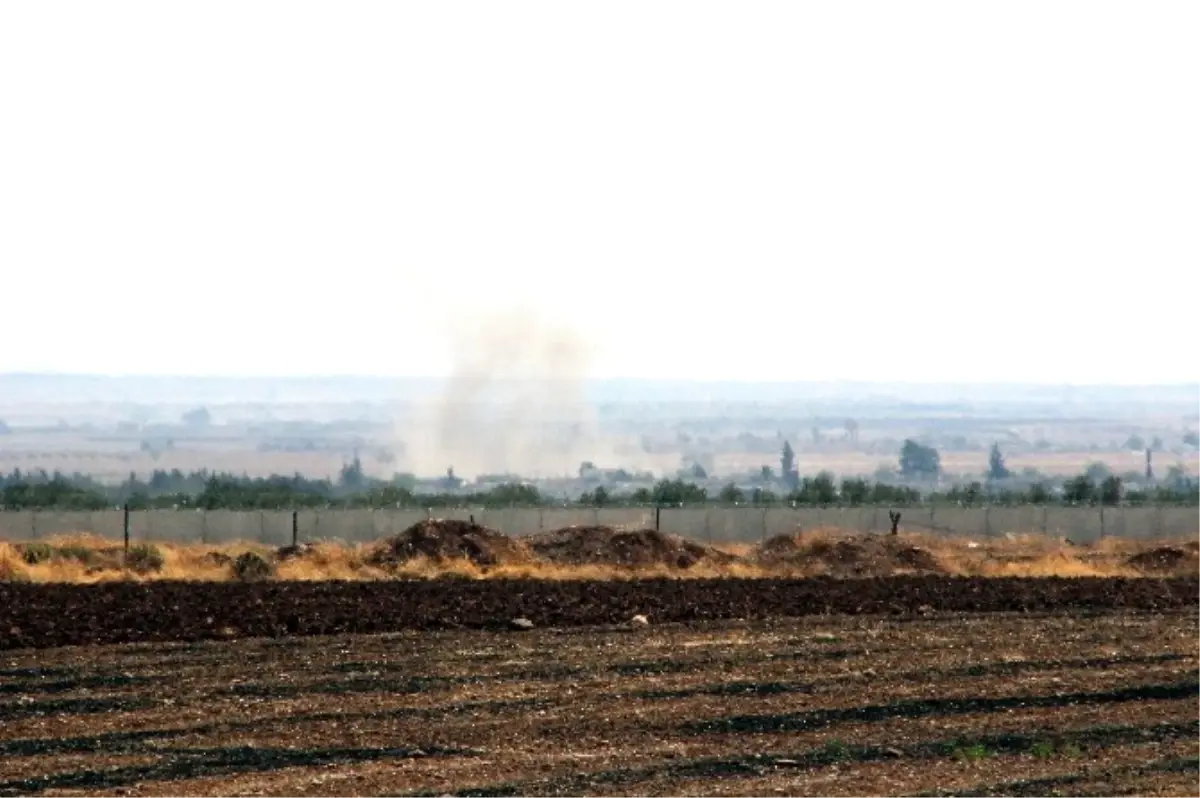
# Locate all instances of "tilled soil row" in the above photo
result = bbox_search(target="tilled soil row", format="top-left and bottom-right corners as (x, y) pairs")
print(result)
(1, 575), (1196, 651)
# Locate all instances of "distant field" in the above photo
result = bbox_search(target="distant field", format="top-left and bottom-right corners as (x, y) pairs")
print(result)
(0, 442), (1196, 484)
(715, 450), (1200, 479)
(4, 427), (1195, 482)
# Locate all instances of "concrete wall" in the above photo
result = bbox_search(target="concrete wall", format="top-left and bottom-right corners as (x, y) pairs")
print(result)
(0, 506), (1195, 545)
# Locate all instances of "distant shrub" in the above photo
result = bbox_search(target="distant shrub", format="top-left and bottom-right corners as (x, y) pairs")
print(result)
(125, 544), (165, 574)
(55, 544), (97, 566)
(233, 551), (273, 582)
(21, 542), (55, 565)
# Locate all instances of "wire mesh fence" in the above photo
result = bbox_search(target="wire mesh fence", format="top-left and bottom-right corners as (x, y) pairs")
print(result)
(0, 505), (1195, 546)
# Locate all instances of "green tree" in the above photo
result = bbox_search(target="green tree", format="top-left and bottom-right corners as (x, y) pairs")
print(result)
(1099, 475), (1123, 505)
(485, 482), (542, 506)
(580, 485), (609, 506)
(651, 479), (706, 505)
(1027, 482), (1051, 504)
(791, 471), (837, 505)
(780, 441), (798, 490)
(718, 482), (745, 504)
(899, 439), (940, 479)
(840, 477), (869, 505)
(180, 406), (212, 427)
(1062, 474), (1095, 504)
(986, 443), (1011, 481)
(750, 487), (778, 504)
(338, 456), (366, 492)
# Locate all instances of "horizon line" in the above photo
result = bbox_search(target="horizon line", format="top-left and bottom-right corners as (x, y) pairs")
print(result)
(1, 371), (1198, 390)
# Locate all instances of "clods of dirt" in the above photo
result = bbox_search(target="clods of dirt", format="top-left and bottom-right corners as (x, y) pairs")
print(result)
(1124, 545), (1200, 575)
(525, 525), (736, 569)
(276, 543), (316, 561)
(233, 551), (274, 582)
(367, 519), (533, 568)
(754, 533), (946, 577)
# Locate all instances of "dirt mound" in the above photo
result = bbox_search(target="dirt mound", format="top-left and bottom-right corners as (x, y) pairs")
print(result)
(368, 519), (531, 568)
(1125, 545), (1200, 575)
(276, 543), (316, 561)
(755, 533), (945, 577)
(526, 525), (736, 569)
(233, 551), (274, 582)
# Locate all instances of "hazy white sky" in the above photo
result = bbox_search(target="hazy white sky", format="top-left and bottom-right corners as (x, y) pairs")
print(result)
(1, 2), (1196, 384)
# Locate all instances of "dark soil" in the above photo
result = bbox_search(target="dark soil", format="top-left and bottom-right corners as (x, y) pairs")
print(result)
(1, 611), (1195, 797)
(526, 525), (736, 569)
(275, 543), (315, 561)
(755, 533), (945, 576)
(367, 519), (532, 568)
(0, 575), (1195, 651)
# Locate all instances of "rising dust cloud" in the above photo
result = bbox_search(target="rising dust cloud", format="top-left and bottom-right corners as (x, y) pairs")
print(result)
(394, 310), (642, 481)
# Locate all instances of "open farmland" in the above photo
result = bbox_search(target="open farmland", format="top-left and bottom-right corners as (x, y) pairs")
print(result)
(0, 605), (1196, 796)
(2, 521), (1197, 796)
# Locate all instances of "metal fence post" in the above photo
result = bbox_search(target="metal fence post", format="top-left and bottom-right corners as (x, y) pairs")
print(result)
(123, 504), (130, 552)
(292, 510), (299, 547)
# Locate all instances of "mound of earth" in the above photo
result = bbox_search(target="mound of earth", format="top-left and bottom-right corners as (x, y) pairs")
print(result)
(526, 525), (737, 569)
(754, 533), (945, 577)
(1125, 545), (1200, 574)
(368, 519), (532, 568)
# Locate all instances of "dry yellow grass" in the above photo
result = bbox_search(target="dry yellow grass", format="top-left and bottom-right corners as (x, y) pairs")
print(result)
(0, 527), (1193, 583)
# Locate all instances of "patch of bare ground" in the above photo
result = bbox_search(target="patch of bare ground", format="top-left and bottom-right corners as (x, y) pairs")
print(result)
(525, 525), (738, 569)
(0, 609), (1195, 797)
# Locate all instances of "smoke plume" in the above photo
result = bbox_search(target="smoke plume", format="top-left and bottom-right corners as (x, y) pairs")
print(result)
(395, 308), (611, 480)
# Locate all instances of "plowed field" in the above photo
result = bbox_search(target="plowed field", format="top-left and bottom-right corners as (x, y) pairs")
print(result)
(1, 608), (1196, 796)
(1, 575), (1196, 650)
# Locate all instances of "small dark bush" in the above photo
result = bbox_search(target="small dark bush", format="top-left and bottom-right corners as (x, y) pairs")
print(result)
(21, 542), (55, 565)
(233, 551), (273, 581)
(125, 544), (165, 574)
(55, 544), (97, 565)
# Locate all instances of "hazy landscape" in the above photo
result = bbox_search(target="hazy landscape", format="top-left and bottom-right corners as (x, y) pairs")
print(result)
(1, 374), (1196, 497)
(3, 2), (1196, 795)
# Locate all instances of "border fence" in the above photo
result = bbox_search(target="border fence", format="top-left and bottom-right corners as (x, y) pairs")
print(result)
(0, 505), (1196, 547)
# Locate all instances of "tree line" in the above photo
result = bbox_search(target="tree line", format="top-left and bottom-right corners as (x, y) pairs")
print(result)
(0, 462), (1195, 511)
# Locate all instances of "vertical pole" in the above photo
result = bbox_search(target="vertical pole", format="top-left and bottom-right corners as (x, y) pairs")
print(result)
(123, 503), (131, 553)
(291, 509), (299, 547)
(1099, 506), (1106, 539)
(654, 506), (661, 532)
(1041, 505), (1048, 536)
